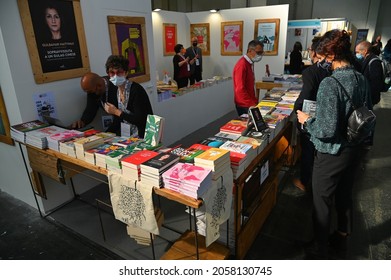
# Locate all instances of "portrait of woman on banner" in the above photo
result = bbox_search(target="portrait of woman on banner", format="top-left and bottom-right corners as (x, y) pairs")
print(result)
(28, 0), (83, 73)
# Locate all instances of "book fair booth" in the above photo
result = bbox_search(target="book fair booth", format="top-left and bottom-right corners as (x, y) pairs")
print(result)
(0, 0), (367, 260)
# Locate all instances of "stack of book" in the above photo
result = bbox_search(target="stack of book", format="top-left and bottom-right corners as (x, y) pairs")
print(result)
(219, 119), (248, 135)
(59, 129), (102, 157)
(105, 146), (136, 174)
(170, 144), (209, 163)
(25, 125), (68, 149)
(47, 129), (84, 151)
(236, 135), (266, 155)
(162, 162), (213, 199)
(143, 114), (165, 147)
(193, 147), (231, 180)
(219, 140), (257, 178)
(121, 150), (159, 181)
(94, 144), (124, 168)
(214, 131), (241, 141)
(112, 136), (142, 148)
(10, 120), (49, 143)
(140, 152), (180, 187)
(84, 142), (113, 165)
(126, 208), (164, 246)
(74, 132), (116, 160)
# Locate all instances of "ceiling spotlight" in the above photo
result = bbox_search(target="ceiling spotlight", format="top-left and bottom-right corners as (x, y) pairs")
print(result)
(153, 8), (161, 12)
(210, 9), (219, 13)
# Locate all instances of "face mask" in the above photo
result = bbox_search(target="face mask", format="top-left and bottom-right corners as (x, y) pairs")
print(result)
(356, 53), (364, 60)
(192, 42), (198, 47)
(252, 54), (263, 63)
(109, 75), (126, 86)
(317, 58), (332, 70)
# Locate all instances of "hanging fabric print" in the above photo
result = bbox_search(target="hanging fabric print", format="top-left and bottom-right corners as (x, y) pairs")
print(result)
(108, 172), (159, 235)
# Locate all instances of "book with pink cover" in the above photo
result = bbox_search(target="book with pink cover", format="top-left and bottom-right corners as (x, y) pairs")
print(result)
(162, 163), (212, 187)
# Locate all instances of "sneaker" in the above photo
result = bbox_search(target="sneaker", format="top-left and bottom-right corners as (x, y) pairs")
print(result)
(292, 178), (306, 191)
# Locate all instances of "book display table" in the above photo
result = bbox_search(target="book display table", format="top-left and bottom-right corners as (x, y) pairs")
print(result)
(18, 114), (296, 259)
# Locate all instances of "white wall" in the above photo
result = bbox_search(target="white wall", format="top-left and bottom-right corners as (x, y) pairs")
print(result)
(0, 1), (285, 209)
(153, 5), (289, 81)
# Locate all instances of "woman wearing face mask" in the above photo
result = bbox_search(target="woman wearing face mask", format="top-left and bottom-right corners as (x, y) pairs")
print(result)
(104, 55), (153, 137)
(296, 29), (372, 259)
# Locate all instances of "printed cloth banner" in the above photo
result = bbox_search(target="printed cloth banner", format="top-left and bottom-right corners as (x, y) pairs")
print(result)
(108, 172), (159, 235)
(198, 169), (234, 247)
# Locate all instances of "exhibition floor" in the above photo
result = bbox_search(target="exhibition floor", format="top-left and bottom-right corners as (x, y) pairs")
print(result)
(1, 94), (390, 260)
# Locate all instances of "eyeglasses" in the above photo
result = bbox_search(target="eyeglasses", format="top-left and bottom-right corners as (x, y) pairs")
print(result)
(251, 48), (264, 56)
(108, 69), (125, 77)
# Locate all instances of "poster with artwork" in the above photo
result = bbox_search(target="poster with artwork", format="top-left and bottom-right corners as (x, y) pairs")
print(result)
(33, 92), (58, 122)
(254, 19), (280, 55)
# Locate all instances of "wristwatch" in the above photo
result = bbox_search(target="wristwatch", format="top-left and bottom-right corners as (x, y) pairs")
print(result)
(303, 117), (311, 128)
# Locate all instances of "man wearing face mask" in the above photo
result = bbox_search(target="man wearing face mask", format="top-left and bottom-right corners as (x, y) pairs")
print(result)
(186, 37), (203, 85)
(71, 72), (118, 131)
(103, 55), (153, 138)
(232, 40), (264, 116)
(355, 41), (384, 105)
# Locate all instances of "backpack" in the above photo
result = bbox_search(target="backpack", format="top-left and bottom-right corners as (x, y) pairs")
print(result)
(331, 76), (376, 144)
(369, 57), (391, 91)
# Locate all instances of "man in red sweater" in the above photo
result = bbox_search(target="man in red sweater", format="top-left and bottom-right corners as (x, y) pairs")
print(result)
(233, 40), (264, 116)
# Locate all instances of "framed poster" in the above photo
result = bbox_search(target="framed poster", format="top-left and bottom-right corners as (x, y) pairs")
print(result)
(355, 29), (369, 48)
(190, 23), (210, 56)
(108, 16), (150, 83)
(221, 21), (243, 56)
(0, 87), (14, 146)
(254, 18), (280, 56)
(163, 23), (177, 56)
(17, 0), (90, 84)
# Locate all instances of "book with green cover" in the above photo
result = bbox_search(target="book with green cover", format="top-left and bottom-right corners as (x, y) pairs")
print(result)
(143, 115), (165, 147)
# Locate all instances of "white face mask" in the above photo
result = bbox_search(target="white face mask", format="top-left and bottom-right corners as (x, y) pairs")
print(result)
(252, 54), (263, 63)
(109, 75), (126, 86)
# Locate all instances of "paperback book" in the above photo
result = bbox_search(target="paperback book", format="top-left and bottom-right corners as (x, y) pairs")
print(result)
(140, 152), (180, 175)
(10, 120), (49, 143)
(144, 115), (165, 147)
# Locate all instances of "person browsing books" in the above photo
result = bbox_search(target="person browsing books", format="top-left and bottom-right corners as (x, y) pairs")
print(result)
(232, 40), (264, 116)
(71, 72), (118, 131)
(292, 37), (330, 192)
(296, 29), (372, 259)
(103, 55), (153, 137)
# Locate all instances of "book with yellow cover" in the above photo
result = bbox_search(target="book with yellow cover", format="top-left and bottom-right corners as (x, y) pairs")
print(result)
(193, 147), (230, 166)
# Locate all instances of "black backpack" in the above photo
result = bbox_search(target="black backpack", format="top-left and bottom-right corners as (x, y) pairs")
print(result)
(369, 57), (391, 91)
(331, 76), (376, 144)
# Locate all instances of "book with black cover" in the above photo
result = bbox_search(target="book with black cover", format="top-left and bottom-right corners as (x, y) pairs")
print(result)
(140, 152), (180, 175)
(248, 106), (269, 132)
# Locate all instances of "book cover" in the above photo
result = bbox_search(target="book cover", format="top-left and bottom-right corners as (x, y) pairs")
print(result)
(219, 119), (248, 135)
(144, 115), (165, 147)
(121, 150), (159, 168)
(140, 152), (180, 174)
(302, 99), (316, 117)
(214, 131), (241, 141)
(198, 136), (228, 148)
(219, 140), (253, 154)
(193, 148), (230, 166)
(11, 120), (49, 133)
(162, 163), (212, 187)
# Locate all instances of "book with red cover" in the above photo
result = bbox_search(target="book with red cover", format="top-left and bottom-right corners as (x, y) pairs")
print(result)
(121, 150), (159, 169)
(219, 119), (248, 135)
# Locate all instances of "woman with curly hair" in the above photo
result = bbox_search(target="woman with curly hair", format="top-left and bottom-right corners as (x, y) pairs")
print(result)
(296, 29), (372, 259)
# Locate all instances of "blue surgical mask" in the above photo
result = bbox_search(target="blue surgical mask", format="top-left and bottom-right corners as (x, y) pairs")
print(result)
(109, 75), (126, 86)
(252, 54), (263, 63)
(317, 58), (332, 70)
(356, 53), (364, 60)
